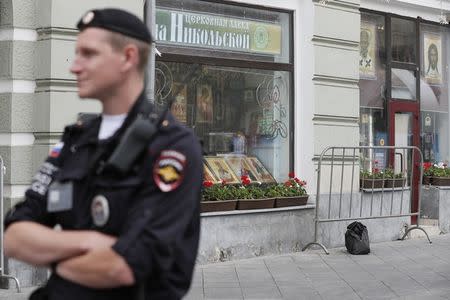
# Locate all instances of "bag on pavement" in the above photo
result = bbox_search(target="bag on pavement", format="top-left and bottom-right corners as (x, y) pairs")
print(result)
(345, 221), (370, 255)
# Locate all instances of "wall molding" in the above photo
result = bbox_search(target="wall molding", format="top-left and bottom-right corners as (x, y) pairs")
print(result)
(35, 79), (77, 92)
(0, 133), (35, 146)
(0, 80), (36, 93)
(312, 35), (359, 51)
(313, 75), (359, 87)
(314, 0), (360, 12)
(313, 114), (359, 126)
(0, 28), (37, 41)
(37, 27), (77, 41)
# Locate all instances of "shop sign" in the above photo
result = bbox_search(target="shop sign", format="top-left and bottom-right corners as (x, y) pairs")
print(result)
(156, 8), (282, 55)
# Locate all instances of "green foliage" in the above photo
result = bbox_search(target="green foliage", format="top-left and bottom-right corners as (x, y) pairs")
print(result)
(360, 168), (384, 179)
(201, 174), (308, 201)
(202, 184), (235, 201)
(383, 168), (405, 179)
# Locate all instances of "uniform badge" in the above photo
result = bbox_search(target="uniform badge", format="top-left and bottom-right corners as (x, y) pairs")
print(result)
(82, 11), (95, 25)
(91, 195), (109, 227)
(153, 150), (186, 192)
(49, 142), (64, 158)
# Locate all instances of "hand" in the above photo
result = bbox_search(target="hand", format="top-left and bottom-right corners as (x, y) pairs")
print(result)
(83, 231), (117, 252)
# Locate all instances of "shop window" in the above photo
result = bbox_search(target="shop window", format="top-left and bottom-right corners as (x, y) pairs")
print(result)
(153, 0), (293, 182)
(360, 13), (387, 161)
(420, 23), (449, 163)
(391, 18), (416, 64)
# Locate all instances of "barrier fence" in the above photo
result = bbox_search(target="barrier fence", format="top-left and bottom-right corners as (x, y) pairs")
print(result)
(302, 146), (431, 255)
(0, 156), (21, 291)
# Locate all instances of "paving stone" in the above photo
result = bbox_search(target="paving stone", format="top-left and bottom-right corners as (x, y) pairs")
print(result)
(204, 287), (243, 299)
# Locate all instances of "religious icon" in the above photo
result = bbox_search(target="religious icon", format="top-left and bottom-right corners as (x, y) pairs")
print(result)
(359, 22), (377, 80)
(223, 155), (258, 182)
(203, 164), (219, 184)
(204, 157), (239, 184)
(424, 33), (442, 85)
(171, 83), (187, 123)
(196, 84), (213, 123)
(245, 157), (276, 184)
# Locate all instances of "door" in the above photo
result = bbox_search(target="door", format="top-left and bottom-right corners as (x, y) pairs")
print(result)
(387, 16), (421, 224)
(388, 101), (420, 224)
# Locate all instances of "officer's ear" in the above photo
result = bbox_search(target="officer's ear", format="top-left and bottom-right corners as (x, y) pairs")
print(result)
(121, 44), (139, 72)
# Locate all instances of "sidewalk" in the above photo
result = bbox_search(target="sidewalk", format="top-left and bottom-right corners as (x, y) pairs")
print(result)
(2, 235), (450, 299)
(185, 234), (450, 300)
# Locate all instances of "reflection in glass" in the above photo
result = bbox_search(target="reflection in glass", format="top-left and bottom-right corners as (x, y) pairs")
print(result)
(391, 18), (416, 63)
(420, 24), (449, 163)
(359, 13), (386, 108)
(391, 68), (416, 100)
(155, 61), (291, 181)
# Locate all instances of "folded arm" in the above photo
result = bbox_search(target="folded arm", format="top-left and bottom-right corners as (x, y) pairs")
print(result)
(4, 221), (116, 266)
(56, 248), (134, 288)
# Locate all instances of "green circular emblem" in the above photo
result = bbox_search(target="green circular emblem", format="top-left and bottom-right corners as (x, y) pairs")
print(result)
(254, 26), (269, 49)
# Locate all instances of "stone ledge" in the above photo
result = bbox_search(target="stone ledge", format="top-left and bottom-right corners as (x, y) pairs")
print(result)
(201, 204), (315, 217)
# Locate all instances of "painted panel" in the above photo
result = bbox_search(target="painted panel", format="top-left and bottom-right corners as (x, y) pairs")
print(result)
(314, 45), (359, 79)
(314, 4), (360, 42)
(314, 83), (359, 117)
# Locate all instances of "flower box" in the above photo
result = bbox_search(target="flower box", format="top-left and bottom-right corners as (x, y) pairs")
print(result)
(384, 178), (406, 188)
(201, 200), (237, 213)
(275, 195), (309, 208)
(423, 176), (431, 185)
(431, 177), (450, 186)
(360, 178), (384, 189)
(237, 198), (275, 210)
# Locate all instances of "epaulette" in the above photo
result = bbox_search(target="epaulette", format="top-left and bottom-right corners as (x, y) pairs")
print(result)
(64, 114), (100, 133)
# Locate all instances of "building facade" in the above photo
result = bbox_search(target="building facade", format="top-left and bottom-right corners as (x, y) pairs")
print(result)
(1, 0), (449, 287)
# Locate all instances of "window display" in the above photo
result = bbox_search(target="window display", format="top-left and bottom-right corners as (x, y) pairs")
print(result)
(155, 62), (292, 182)
(420, 23), (450, 163)
(153, 0), (293, 183)
(360, 13), (387, 172)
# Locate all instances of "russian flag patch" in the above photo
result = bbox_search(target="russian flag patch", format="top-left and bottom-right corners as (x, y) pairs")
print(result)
(49, 142), (64, 158)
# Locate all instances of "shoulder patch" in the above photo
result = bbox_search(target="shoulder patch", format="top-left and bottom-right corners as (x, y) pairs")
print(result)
(49, 142), (64, 158)
(153, 150), (186, 192)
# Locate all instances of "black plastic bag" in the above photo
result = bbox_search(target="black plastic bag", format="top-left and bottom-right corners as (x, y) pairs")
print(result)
(345, 221), (370, 255)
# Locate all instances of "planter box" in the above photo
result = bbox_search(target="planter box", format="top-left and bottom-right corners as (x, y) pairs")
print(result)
(237, 198), (275, 210)
(275, 195), (309, 208)
(384, 178), (406, 188)
(423, 176), (431, 185)
(431, 177), (450, 186)
(360, 179), (384, 189)
(201, 200), (237, 213)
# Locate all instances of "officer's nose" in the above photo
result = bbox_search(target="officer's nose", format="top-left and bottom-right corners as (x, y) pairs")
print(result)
(70, 57), (82, 75)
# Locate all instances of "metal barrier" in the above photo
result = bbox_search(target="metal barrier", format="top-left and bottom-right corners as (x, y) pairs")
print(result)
(302, 146), (431, 255)
(0, 157), (21, 292)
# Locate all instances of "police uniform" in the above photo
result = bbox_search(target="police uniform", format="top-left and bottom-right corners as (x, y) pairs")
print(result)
(4, 9), (202, 300)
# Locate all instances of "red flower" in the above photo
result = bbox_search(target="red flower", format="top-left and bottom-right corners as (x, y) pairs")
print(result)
(373, 168), (379, 173)
(288, 172), (295, 178)
(284, 181), (292, 187)
(243, 178), (251, 186)
(203, 180), (214, 188)
(300, 180), (307, 186)
(241, 175), (249, 181)
(294, 178), (300, 183)
(423, 162), (432, 170)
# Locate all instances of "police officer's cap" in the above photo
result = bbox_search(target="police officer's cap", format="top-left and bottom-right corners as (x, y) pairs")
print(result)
(77, 8), (154, 44)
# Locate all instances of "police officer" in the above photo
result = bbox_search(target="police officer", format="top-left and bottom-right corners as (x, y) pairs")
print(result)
(4, 8), (202, 300)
